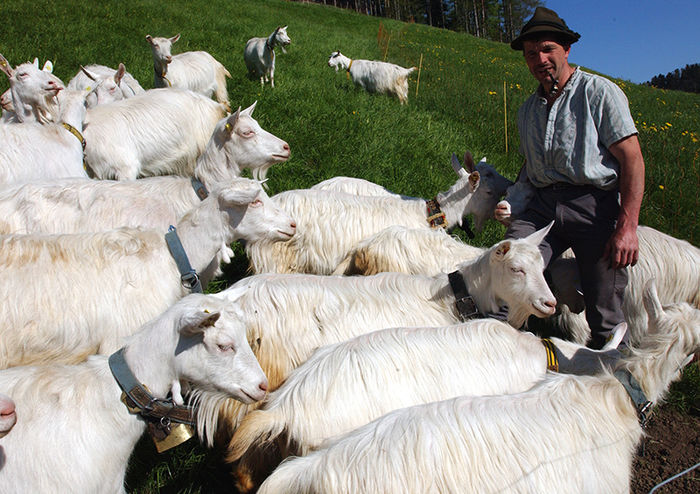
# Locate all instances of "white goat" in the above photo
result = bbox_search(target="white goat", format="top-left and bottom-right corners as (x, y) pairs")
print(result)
(0, 103), (290, 237)
(328, 50), (416, 104)
(0, 88), (91, 184)
(214, 224), (556, 434)
(0, 392), (15, 438)
(246, 153), (503, 275)
(146, 34), (231, 111)
(333, 225), (484, 276)
(312, 153), (513, 233)
(67, 63), (145, 107)
(257, 280), (700, 494)
(83, 87), (228, 179)
(0, 293), (268, 493)
(0, 55), (63, 123)
(229, 320), (625, 492)
(0, 179), (295, 369)
(244, 26), (291, 88)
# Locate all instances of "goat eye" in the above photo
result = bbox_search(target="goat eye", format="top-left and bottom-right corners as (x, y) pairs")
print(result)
(511, 267), (525, 274)
(217, 343), (235, 353)
(250, 199), (263, 207)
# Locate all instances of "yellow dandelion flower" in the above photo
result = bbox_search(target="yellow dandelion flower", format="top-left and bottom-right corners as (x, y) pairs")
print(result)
(665, 122), (672, 127)
(488, 91), (497, 95)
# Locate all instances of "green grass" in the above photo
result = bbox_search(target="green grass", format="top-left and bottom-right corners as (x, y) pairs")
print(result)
(1, 0), (699, 491)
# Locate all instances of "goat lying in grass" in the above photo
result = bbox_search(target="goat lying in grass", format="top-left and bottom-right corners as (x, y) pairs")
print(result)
(257, 280), (700, 494)
(0, 294), (268, 493)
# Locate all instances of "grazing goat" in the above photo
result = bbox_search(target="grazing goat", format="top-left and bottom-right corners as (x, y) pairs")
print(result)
(229, 320), (625, 492)
(67, 63), (145, 107)
(82, 87), (228, 179)
(0, 88), (91, 184)
(0, 55), (63, 123)
(328, 50), (416, 104)
(0, 179), (296, 369)
(246, 153), (501, 274)
(0, 103), (290, 237)
(0, 294), (268, 493)
(244, 26), (291, 88)
(257, 280), (700, 494)
(214, 224), (555, 434)
(0, 392), (16, 438)
(146, 34), (231, 111)
(312, 153), (513, 233)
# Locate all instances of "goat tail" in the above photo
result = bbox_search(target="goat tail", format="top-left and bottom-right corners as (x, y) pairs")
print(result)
(226, 408), (286, 463)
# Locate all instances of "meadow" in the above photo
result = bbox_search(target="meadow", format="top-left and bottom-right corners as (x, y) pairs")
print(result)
(0, 0), (698, 491)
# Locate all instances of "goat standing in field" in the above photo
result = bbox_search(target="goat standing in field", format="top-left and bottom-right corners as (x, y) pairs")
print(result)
(213, 224), (556, 435)
(0, 294), (268, 493)
(244, 26), (291, 88)
(328, 50), (416, 104)
(257, 280), (700, 494)
(0, 179), (296, 369)
(228, 320), (626, 492)
(146, 33), (232, 111)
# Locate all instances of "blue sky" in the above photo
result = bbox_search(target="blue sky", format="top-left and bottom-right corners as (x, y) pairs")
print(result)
(542, 0), (699, 84)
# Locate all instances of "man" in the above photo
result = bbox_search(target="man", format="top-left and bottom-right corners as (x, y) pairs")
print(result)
(507, 7), (645, 349)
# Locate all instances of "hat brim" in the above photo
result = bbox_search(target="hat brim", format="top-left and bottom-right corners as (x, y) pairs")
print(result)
(510, 25), (580, 50)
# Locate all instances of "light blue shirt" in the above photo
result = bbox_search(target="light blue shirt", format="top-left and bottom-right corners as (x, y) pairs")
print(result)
(517, 68), (638, 190)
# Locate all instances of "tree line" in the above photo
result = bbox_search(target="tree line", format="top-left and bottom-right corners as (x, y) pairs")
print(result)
(298, 0), (543, 42)
(646, 63), (700, 94)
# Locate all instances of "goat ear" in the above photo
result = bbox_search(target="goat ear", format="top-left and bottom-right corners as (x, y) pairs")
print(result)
(219, 181), (261, 207)
(642, 279), (664, 324)
(451, 153), (468, 178)
(181, 310), (222, 337)
(145, 34), (153, 44)
(171, 33), (181, 43)
(468, 171), (480, 191)
(492, 239), (512, 262)
(223, 107), (241, 135)
(42, 60), (53, 73)
(32, 57), (39, 68)
(114, 63), (126, 84)
(524, 221), (553, 247)
(80, 65), (97, 81)
(0, 54), (13, 78)
(242, 100), (257, 116)
(463, 150), (475, 173)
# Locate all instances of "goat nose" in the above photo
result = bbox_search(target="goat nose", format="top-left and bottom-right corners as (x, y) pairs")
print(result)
(259, 380), (269, 393)
(283, 142), (290, 152)
(290, 221), (297, 229)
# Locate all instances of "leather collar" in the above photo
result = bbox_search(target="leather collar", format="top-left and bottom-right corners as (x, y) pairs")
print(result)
(448, 270), (481, 320)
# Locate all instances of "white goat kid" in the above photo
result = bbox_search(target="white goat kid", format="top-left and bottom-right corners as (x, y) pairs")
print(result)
(0, 179), (296, 369)
(257, 280), (700, 494)
(229, 320), (625, 492)
(0, 294), (268, 493)
(328, 50), (416, 104)
(0, 55), (63, 123)
(83, 87), (227, 180)
(0, 88), (91, 184)
(0, 392), (16, 438)
(214, 224), (556, 434)
(244, 26), (291, 88)
(67, 63), (145, 107)
(0, 103), (290, 236)
(146, 34), (232, 111)
(246, 153), (489, 274)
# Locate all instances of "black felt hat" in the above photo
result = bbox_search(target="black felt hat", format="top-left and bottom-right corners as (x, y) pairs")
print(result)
(510, 7), (581, 50)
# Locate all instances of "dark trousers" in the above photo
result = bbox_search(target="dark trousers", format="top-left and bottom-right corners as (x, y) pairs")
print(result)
(506, 184), (628, 349)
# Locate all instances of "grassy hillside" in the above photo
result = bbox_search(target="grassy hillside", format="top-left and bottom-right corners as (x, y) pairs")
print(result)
(0, 0), (698, 491)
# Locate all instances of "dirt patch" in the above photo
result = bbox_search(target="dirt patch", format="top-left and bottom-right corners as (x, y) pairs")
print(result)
(631, 404), (700, 493)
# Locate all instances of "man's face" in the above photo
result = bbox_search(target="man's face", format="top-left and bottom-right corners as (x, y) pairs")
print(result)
(522, 37), (571, 87)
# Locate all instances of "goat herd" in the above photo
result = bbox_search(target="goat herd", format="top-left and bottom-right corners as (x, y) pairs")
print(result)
(0, 24), (698, 494)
